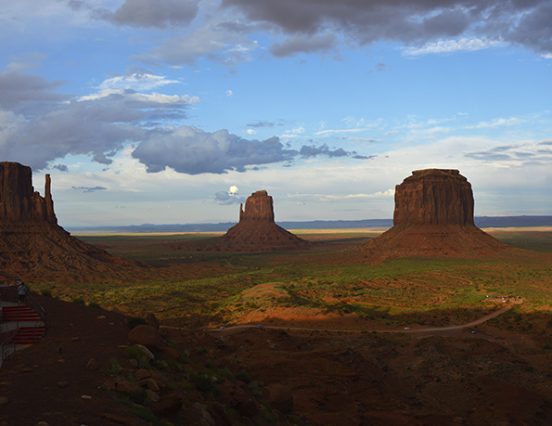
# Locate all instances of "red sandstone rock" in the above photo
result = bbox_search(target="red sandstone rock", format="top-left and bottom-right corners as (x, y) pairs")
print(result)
(393, 169), (474, 226)
(364, 169), (505, 260)
(217, 190), (308, 252)
(239, 190), (275, 222)
(0, 161), (131, 281)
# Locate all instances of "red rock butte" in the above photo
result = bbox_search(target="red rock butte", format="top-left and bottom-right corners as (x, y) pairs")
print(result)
(0, 162), (129, 281)
(217, 190), (308, 252)
(364, 169), (505, 260)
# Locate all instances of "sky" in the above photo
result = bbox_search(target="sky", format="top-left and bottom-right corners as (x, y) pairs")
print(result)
(0, 0), (551, 226)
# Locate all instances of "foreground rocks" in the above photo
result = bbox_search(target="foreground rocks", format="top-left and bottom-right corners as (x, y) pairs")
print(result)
(364, 169), (506, 260)
(216, 190), (309, 252)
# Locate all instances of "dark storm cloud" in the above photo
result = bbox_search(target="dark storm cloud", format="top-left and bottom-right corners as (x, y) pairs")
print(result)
(271, 33), (336, 57)
(112, 0), (199, 27)
(69, 0), (200, 28)
(0, 70), (64, 110)
(222, 0), (552, 56)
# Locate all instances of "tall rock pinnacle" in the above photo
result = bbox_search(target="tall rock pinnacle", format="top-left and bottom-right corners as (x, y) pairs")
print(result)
(364, 169), (505, 260)
(0, 161), (129, 281)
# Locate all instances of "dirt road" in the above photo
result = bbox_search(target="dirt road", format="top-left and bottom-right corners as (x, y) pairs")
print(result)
(204, 303), (517, 336)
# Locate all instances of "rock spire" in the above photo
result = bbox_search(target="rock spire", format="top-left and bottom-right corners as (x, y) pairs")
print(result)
(218, 190), (308, 252)
(0, 162), (130, 281)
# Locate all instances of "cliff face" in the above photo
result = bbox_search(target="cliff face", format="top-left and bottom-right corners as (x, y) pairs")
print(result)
(0, 161), (131, 281)
(393, 169), (474, 226)
(218, 190), (308, 252)
(0, 162), (56, 224)
(364, 169), (505, 260)
(239, 190), (275, 222)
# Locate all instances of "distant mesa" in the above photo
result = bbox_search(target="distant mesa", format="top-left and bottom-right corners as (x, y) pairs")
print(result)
(216, 190), (308, 252)
(0, 162), (129, 281)
(364, 169), (506, 260)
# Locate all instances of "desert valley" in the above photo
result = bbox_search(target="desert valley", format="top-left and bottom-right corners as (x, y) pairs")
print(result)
(1, 1), (551, 425)
(1, 162), (552, 425)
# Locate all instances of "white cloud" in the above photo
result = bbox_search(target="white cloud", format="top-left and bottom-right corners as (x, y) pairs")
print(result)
(404, 38), (502, 56)
(467, 117), (522, 129)
(315, 127), (376, 137)
(78, 89), (199, 105)
(245, 128), (256, 135)
(281, 126), (305, 139)
(99, 73), (179, 91)
(226, 89), (234, 97)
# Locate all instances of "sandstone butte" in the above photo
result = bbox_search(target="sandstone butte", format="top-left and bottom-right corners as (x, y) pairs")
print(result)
(0, 162), (130, 282)
(217, 190), (308, 252)
(363, 169), (506, 260)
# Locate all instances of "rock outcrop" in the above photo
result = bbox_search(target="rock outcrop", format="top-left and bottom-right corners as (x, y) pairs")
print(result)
(0, 162), (130, 281)
(364, 169), (505, 260)
(217, 190), (308, 252)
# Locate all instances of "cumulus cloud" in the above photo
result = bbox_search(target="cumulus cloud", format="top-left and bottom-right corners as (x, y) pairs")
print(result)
(0, 69), (370, 175)
(132, 127), (295, 174)
(132, 127), (370, 175)
(0, 69), (196, 170)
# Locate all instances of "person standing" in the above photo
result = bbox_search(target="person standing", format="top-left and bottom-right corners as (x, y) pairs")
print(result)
(16, 280), (29, 304)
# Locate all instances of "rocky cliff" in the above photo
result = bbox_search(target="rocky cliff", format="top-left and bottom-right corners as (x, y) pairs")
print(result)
(217, 190), (308, 252)
(364, 169), (505, 260)
(393, 169), (474, 226)
(0, 162), (57, 224)
(0, 162), (131, 282)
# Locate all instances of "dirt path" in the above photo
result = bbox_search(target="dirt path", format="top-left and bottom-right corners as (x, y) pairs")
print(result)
(200, 303), (517, 336)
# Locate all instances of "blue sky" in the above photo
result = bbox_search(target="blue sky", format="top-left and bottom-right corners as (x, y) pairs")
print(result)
(0, 0), (551, 226)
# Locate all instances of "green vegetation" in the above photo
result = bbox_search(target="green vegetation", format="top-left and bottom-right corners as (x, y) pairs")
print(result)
(32, 229), (552, 327)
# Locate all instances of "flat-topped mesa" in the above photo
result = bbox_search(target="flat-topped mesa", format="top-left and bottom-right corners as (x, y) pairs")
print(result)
(393, 169), (474, 226)
(239, 190), (275, 222)
(0, 162), (57, 224)
(363, 168), (505, 260)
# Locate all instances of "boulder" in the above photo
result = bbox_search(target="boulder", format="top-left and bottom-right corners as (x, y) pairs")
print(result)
(128, 325), (166, 351)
